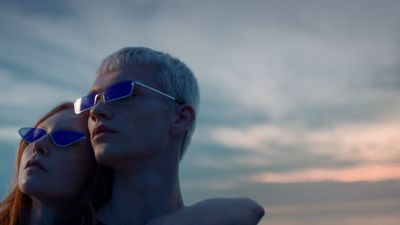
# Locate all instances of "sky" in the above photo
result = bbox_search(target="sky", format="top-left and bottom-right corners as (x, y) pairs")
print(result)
(1, 0), (400, 224)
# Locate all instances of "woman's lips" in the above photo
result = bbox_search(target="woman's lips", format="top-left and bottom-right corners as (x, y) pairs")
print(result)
(25, 159), (47, 172)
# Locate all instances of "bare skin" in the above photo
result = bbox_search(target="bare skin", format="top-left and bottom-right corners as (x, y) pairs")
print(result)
(18, 109), (94, 225)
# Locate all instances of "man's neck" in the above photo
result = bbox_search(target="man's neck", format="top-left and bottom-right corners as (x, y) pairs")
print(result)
(99, 156), (184, 225)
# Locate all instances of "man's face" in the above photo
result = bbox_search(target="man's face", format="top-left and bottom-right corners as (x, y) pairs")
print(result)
(87, 64), (175, 168)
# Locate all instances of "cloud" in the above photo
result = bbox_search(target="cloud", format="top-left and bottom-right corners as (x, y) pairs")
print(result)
(2, 4), (400, 225)
(193, 119), (400, 183)
(0, 126), (20, 143)
(250, 164), (400, 183)
(1, 0), (400, 195)
(209, 119), (400, 162)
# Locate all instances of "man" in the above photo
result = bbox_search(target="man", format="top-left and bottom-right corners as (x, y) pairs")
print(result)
(74, 47), (264, 225)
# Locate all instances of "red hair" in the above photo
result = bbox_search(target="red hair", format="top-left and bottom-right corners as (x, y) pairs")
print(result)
(0, 102), (112, 225)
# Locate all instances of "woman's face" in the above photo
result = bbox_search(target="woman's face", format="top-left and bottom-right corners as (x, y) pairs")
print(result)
(18, 108), (95, 202)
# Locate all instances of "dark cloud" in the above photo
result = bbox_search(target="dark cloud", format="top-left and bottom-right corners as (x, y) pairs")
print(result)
(0, 106), (35, 125)
(182, 140), (358, 184)
(370, 65), (400, 91)
(198, 98), (270, 127)
(183, 180), (400, 206)
(278, 99), (398, 129)
(1, 2), (400, 222)
(0, 104), (53, 126)
(0, 58), (91, 92)
(0, 0), (73, 19)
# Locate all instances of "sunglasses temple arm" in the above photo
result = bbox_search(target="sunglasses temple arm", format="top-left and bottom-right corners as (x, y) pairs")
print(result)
(135, 82), (178, 101)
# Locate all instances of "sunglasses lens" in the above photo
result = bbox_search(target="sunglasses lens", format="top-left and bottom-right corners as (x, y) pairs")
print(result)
(104, 81), (133, 102)
(18, 128), (46, 143)
(74, 93), (96, 114)
(51, 130), (86, 147)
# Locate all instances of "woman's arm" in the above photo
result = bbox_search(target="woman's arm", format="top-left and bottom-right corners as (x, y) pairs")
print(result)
(146, 197), (265, 225)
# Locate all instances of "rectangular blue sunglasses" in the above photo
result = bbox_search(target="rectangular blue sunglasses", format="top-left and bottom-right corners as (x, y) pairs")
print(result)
(74, 80), (182, 114)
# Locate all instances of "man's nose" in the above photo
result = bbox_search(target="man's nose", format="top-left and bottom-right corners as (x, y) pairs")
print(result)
(90, 97), (112, 122)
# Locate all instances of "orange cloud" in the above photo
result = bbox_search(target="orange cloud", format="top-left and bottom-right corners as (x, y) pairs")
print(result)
(250, 164), (400, 183)
(210, 119), (400, 164)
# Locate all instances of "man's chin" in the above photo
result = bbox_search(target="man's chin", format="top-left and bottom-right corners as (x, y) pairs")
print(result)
(93, 144), (115, 165)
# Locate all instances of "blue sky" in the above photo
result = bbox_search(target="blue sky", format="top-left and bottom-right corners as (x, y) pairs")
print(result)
(1, 1), (400, 224)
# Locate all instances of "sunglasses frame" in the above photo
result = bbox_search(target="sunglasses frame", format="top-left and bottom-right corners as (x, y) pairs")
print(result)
(74, 80), (182, 114)
(18, 127), (87, 148)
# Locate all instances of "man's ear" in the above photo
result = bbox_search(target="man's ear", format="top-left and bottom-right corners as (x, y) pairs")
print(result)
(170, 104), (195, 137)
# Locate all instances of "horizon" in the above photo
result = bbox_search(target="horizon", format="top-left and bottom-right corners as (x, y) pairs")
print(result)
(1, 1), (400, 224)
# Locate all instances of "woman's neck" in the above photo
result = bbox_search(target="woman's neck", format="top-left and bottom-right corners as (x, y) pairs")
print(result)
(29, 198), (82, 225)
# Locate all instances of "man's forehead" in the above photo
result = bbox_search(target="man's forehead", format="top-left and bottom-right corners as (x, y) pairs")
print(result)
(90, 70), (122, 92)
(89, 64), (161, 93)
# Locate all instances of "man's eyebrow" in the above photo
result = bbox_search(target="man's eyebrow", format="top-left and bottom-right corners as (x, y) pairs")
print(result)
(87, 87), (102, 95)
(88, 80), (121, 95)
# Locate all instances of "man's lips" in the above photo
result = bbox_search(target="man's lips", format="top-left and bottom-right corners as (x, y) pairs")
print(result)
(92, 125), (118, 140)
(25, 159), (47, 172)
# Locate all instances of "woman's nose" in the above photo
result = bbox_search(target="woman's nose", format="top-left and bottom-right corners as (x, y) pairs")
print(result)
(32, 136), (50, 156)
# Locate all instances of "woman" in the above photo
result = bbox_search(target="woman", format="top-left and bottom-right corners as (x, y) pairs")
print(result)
(0, 102), (111, 225)
(0, 102), (264, 225)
